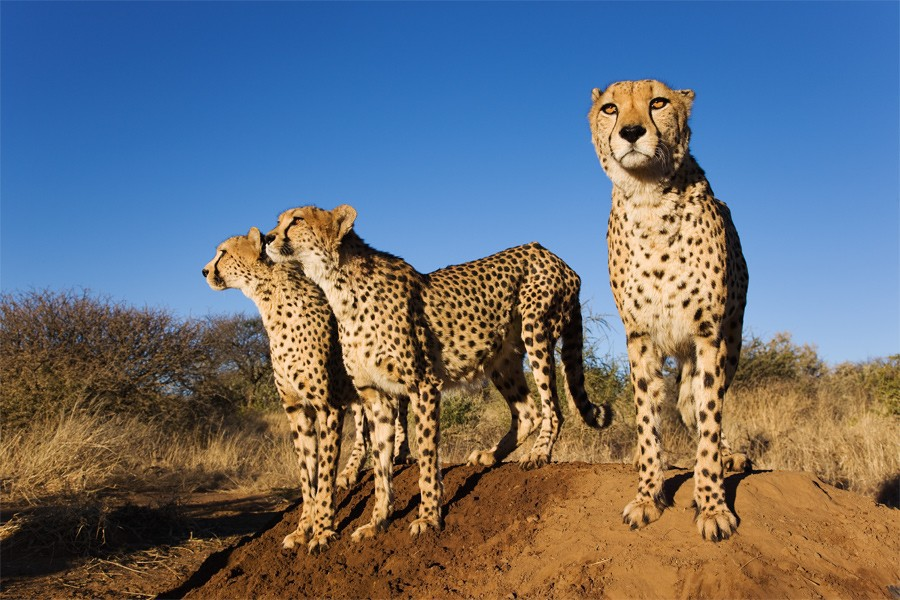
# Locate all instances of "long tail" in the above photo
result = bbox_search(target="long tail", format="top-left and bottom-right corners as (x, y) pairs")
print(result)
(560, 302), (613, 429)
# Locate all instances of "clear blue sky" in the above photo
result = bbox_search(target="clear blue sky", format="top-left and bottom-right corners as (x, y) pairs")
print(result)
(2, 1), (898, 365)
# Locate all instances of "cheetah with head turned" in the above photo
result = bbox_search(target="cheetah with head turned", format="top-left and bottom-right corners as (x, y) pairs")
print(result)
(589, 79), (749, 541)
(202, 228), (410, 553)
(265, 205), (612, 540)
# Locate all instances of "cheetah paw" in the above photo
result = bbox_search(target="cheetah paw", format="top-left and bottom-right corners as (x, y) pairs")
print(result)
(409, 516), (442, 536)
(695, 508), (737, 541)
(723, 451), (752, 473)
(466, 449), (498, 467)
(622, 496), (666, 530)
(282, 527), (311, 550)
(336, 470), (360, 490)
(350, 520), (386, 542)
(519, 452), (550, 470)
(307, 529), (336, 554)
(393, 451), (415, 466)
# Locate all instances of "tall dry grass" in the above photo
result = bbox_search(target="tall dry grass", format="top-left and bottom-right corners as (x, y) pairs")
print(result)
(0, 409), (300, 506)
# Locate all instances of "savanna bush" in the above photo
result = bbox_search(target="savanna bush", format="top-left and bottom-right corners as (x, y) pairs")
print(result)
(0, 290), (277, 429)
(0, 290), (206, 427)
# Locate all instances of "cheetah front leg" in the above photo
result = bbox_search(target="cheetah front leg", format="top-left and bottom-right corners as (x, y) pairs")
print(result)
(409, 383), (443, 535)
(691, 338), (737, 541)
(307, 405), (344, 554)
(468, 353), (537, 467)
(337, 402), (369, 489)
(622, 334), (668, 529)
(350, 390), (397, 541)
(282, 403), (318, 550)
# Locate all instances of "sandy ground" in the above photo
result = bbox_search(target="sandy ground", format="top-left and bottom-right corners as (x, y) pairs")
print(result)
(154, 463), (900, 599)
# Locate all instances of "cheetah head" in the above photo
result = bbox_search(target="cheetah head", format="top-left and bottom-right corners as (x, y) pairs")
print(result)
(265, 204), (357, 277)
(203, 227), (270, 293)
(588, 79), (694, 187)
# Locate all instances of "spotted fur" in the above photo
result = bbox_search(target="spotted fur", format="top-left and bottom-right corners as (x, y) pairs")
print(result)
(202, 228), (409, 553)
(266, 206), (612, 540)
(589, 80), (749, 541)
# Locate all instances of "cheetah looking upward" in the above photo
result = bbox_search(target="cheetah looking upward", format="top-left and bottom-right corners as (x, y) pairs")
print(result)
(266, 205), (611, 540)
(588, 80), (749, 541)
(202, 228), (410, 553)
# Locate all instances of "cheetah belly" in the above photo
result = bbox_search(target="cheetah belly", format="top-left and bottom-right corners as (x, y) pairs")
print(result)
(340, 337), (409, 398)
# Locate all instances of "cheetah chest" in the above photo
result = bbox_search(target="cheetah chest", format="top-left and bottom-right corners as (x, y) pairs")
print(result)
(608, 197), (726, 356)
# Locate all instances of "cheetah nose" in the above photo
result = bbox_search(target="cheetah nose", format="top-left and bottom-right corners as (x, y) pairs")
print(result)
(265, 233), (276, 244)
(202, 268), (209, 278)
(619, 125), (646, 144)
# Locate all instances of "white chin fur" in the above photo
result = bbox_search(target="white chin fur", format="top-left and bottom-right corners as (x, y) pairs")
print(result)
(265, 246), (282, 262)
(618, 151), (654, 169)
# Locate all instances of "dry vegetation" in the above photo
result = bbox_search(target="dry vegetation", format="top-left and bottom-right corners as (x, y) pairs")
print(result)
(1, 289), (897, 571)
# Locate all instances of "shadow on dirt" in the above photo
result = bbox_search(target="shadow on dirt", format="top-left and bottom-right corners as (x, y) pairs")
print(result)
(876, 473), (899, 509)
(662, 468), (768, 525)
(0, 493), (288, 581)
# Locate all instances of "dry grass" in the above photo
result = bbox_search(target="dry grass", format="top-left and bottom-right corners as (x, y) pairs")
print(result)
(3, 369), (896, 510)
(0, 409), (300, 505)
(728, 379), (899, 498)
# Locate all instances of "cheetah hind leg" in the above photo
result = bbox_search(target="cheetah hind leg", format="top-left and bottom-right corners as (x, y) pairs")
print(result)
(468, 360), (538, 467)
(676, 359), (750, 473)
(337, 403), (369, 489)
(393, 395), (415, 465)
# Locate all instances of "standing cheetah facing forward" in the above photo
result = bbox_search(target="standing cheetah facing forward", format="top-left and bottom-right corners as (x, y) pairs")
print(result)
(266, 205), (611, 540)
(202, 228), (410, 553)
(589, 80), (749, 541)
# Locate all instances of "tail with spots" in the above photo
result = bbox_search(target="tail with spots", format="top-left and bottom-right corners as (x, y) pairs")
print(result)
(560, 303), (613, 429)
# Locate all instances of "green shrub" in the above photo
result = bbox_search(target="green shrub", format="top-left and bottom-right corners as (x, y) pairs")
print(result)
(733, 332), (827, 388)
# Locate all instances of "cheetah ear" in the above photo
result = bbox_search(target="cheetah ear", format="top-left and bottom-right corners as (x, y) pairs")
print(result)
(247, 227), (263, 250)
(332, 204), (357, 242)
(678, 89), (695, 106)
(591, 87), (603, 103)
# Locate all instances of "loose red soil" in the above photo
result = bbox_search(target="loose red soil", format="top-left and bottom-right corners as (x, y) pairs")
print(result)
(169, 463), (899, 599)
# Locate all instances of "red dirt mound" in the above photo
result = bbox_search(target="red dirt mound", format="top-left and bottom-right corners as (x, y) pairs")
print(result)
(171, 463), (899, 599)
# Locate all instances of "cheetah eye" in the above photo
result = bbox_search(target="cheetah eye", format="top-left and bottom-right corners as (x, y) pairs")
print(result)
(650, 97), (669, 110)
(291, 215), (303, 225)
(600, 103), (617, 115)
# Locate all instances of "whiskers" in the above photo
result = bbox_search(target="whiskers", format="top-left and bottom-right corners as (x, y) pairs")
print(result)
(654, 143), (673, 174)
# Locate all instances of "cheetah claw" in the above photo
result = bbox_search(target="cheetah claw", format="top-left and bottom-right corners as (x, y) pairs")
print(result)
(695, 508), (737, 541)
(307, 530), (336, 554)
(622, 496), (666, 530)
(519, 453), (550, 470)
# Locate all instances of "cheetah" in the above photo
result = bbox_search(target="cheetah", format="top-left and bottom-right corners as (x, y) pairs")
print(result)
(588, 79), (749, 541)
(202, 228), (410, 553)
(265, 205), (612, 540)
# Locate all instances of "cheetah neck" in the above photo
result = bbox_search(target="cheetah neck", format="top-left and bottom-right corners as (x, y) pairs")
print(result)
(243, 265), (305, 331)
(305, 234), (369, 322)
(611, 154), (715, 248)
